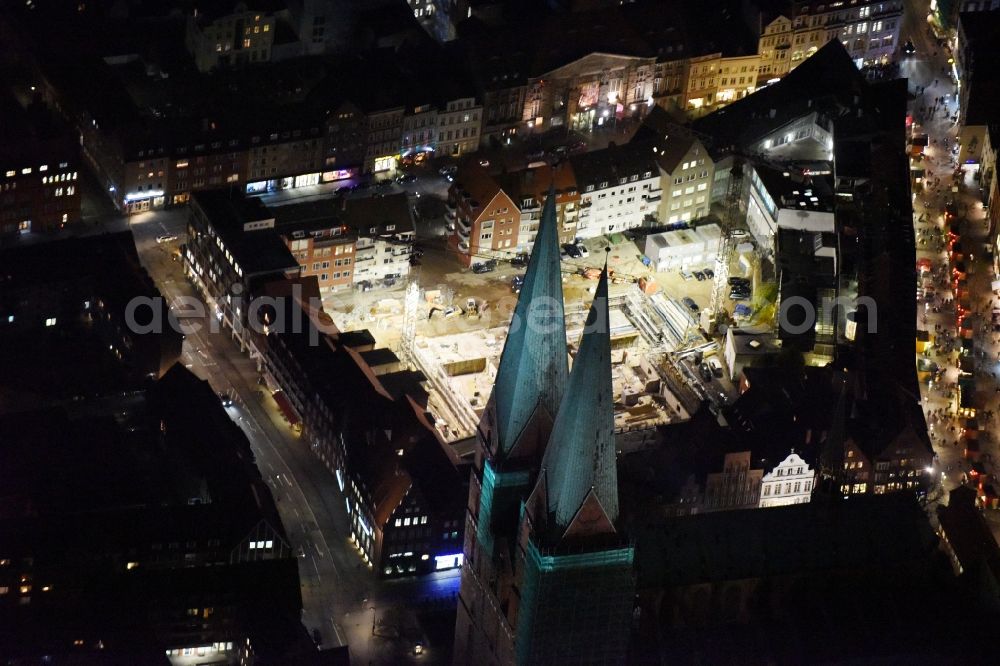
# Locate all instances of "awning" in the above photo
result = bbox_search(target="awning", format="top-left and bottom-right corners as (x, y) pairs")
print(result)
(271, 390), (302, 426)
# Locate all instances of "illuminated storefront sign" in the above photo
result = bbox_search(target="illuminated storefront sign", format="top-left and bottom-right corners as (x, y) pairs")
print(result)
(125, 189), (164, 202)
(434, 553), (464, 570)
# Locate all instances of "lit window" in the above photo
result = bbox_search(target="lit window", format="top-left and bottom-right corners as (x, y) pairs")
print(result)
(39, 165), (47, 172)
(249, 542), (257, 549)
(126, 562), (139, 570)
(4, 170), (14, 177)
(45, 318), (56, 327)
(265, 540), (273, 549)
(21, 167), (31, 175)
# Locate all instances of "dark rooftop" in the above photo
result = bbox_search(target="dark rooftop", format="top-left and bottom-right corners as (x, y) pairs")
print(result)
(0, 94), (78, 170)
(192, 190), (299, 275)
(569, 142), (658, 189)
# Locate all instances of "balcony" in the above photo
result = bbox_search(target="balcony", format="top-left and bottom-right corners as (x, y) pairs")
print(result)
(458, 241), (470, 252)
(644, 192), (662, 202)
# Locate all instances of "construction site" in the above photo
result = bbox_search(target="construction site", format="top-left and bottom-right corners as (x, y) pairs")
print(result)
(319, 227), (761, 455)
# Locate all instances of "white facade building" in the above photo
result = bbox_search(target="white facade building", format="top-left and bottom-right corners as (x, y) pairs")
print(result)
(759, 452), (816, 507)
(656, 137), (714, 225)
(571, 145), (660, 238)
(436, 97), (483, 158)
(643, 223), (721, 271)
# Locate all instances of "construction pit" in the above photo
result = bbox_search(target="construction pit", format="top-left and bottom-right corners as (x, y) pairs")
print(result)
(323, 233), (733, 451)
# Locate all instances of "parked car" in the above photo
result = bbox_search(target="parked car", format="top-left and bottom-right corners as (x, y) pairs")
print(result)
(703, 268), (714, 278)
(472, 260), (496, 274)
(731, 229), (747, 237)
(396, 173), (417, 184)
(699, 362), (713, 381)
(575, 244), (590, 258)
(156, 234), (178, 243)
(510, 253), (528, 267)
(479, 159), (490, 167)
(511, 275), (525, 293)
(729, 290), (750, 300)
(680, 270), (694, 281)
(708, 357), (724, 378)
(683, 297), (699, 313)
(563, 243), (582, 259)
(728, 276), (750, 286)
(693, 271), (705, 281)
(439, 165), (457, 176)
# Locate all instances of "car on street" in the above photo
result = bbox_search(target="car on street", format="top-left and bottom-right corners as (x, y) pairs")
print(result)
(703, 268), (714, 278)
(708, 357), (724, 378)
(396, 173), (417, 184)
(563, 243), (582, 259)
(729, 289), (750, 300)
(903, 40), (916, 56)
(728, 276), (750, 286)
(156, 234), (178, 243)
(694, 271), (705, 281)
(575, 244), (590, 258)
(680, 270), (694, 281)
(683, 297), (700, 313)
(731, 229), (747, 237)
(439, 165), (457, 177)
(511, 275), (524, 293)
(479, 159), (490, 167)
(472, 260), (496, 274)
(220, 393), (233, 407)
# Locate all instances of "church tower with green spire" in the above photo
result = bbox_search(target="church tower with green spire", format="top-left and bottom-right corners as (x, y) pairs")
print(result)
(454, 189), (634, 665)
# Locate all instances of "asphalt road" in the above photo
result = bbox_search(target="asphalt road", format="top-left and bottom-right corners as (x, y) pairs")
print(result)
(126, 208), (457, 664)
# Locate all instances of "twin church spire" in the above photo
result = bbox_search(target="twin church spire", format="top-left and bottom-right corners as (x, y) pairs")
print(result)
(483, 184), (619, 538)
